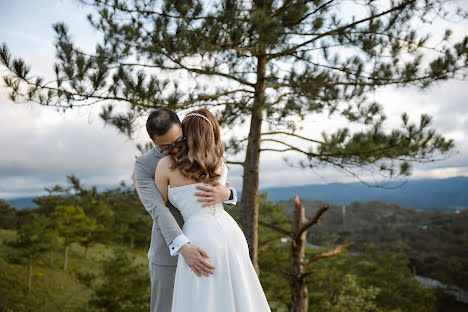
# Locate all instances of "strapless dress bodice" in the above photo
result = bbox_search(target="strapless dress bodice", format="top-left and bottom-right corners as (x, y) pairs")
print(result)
(168, 162), (228, 221)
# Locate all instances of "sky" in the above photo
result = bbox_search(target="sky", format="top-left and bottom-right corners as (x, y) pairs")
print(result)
(0, 0), (467, 199)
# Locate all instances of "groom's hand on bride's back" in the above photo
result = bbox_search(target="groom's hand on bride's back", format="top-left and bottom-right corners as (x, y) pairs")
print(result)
(194, 182), (231, 208)
(179, 243), (215, 277)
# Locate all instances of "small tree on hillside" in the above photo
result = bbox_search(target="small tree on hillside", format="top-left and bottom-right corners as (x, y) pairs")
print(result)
(8, 210), (55, 291)
(33, 185), (73, 217)
(51, 205), (96, 270)
(65, 175), (115, 258)
(103, 183), (145, 247)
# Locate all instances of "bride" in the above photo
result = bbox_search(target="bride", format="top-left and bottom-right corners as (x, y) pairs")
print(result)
(154, 108), (270, 312)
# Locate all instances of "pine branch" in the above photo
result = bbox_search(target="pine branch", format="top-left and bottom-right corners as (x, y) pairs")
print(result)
(260, 148), (296, 152)
(288, 0), (336, 26)
(164, 55), (254, 87)
(261, 138), (319, 156)
(262, 131), (326, 145)
(268, 0), (417, 59)
(80, 0), (208, 20)
(304, 242), (353, 264)
(225, 160), (245, 166)
(259, 220), (293, 238)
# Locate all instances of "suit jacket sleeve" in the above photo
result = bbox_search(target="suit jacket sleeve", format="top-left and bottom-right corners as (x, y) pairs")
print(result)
(134, 158), (183, 246)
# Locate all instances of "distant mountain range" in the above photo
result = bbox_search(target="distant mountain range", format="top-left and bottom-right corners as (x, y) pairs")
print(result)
(4, 176), (468, 212)
(257, 176), (468, 212)
(5, 197), (38, 209)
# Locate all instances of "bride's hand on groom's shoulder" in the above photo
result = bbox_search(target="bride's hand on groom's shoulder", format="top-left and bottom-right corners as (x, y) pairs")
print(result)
(179, 243), (215, 277)
(194, 182), (230, 207)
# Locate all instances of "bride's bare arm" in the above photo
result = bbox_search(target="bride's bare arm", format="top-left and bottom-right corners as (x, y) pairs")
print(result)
(154, 156), (170, 204)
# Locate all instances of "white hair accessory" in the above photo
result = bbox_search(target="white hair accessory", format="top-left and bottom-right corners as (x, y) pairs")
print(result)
(183, 113), (213, 128)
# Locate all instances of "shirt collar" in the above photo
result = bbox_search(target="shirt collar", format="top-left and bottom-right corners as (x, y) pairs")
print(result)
(153, 146), (165, 158)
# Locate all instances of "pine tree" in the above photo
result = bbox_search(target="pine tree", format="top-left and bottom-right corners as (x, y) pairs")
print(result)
(89, 247), (150, 312)
(8, 210), (55, 291)
(65, 175), (115, 258)
(51, 205), (95, 270)
(1, 0), (467, 271)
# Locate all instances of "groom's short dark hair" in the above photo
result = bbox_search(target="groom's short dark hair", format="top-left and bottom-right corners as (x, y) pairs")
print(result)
(146, 108), (181, 138)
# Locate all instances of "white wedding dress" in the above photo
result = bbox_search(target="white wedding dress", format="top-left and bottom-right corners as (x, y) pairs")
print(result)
(168, 162), (270, 312)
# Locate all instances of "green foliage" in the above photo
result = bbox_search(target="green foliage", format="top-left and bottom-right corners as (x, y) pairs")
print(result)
(88, 247), (150, 312)
(257, 193), (292, 311)
(0, 185), (453, 312)
(258, 193), (291, 248)
(305, 241), (437, 312)
(101, 183), (151, 248)
(7, 210), (55, 264)
(51, 205), (95, 247)
(256, 195), (439, 311)
(1, 227), (150, 312)
(0, 257), (26, 310)
(281, 199), (468, 289)
(259, 241), (291, 311)
(65, 177), (116, 254)
(0, 238), (92, 312)
(354, 242), (437, 312)
(320, 274), (382, 312)
(0, 199), (16, 230)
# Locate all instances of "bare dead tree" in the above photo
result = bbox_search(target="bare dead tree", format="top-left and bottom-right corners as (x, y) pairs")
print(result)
(260, 196), (352, 312)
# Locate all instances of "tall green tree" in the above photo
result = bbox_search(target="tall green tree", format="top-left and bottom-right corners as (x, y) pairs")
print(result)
(8, 210), (55, 291)
(102, 183), (146, 247)
(65, 175), (115, 258)
(1, 0), (467, 271)
(88, 247), (150, 312)
(51, 205), (96, 270)
(33, 185), (73, 217)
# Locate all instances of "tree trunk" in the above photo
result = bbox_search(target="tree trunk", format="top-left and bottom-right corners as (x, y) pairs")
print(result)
(241, 55), (266, 274)
(85, 246), (89, 259)
(130, 236), (134, 249)
(260, 196), (347, 311)
(289, 196), (309, 312)
(28, 262), (32, 291)
(64, 246), (69, 271)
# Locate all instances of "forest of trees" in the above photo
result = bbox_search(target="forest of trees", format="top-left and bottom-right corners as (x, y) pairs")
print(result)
(1, 176), (467, 311)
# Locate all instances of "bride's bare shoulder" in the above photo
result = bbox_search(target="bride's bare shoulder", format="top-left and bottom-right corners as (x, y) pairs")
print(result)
(158, 155), (171, 165)
(156, 156), (176, 173)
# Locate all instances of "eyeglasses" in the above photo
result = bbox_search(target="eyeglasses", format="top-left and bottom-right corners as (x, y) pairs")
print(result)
(157, 137), (186, 153)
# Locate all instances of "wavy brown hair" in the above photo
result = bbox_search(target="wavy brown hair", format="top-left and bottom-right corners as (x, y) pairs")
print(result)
(169, 108), (225, 183)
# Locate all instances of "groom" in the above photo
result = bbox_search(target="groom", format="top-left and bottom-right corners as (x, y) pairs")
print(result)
(132, 108), (237, 312)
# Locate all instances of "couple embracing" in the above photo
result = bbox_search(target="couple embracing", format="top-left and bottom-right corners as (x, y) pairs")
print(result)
(132, 108), (270, 311)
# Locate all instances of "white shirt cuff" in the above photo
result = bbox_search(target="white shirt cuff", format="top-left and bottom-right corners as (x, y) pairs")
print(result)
(169, 234), (190, 256)
(223, 189), (237, 206)
(223, 198), (237, 205)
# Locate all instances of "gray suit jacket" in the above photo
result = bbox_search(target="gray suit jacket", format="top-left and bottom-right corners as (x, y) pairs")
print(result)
(133, 147), (237, 266)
